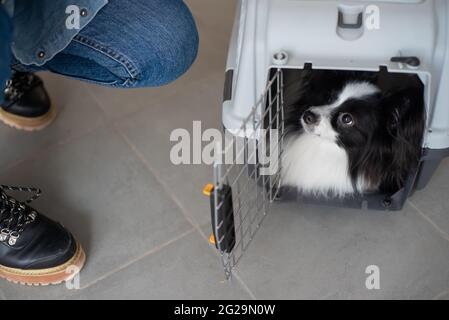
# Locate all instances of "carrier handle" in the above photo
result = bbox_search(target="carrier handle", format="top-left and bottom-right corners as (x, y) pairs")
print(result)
(338, 11), (363, 29)
(391, 56), (421, 68)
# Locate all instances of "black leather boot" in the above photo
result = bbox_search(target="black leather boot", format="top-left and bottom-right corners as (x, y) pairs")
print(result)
(0, 72), (56, 131)
(0, 185), (85, 286)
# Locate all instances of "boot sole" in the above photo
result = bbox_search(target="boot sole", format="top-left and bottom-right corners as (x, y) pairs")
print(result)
(0, 242), (86, 286)
(0, 104), (57, 132)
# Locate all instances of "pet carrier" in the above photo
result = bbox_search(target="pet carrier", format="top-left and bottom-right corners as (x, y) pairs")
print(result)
(205, 0), (449, 278)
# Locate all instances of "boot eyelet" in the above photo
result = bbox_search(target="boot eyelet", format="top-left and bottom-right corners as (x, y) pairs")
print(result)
(8, 232), (19, 246)
(0, 228), (10, 242)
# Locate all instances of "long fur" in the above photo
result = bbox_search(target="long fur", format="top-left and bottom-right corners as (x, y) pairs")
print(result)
(280, 69), (425, 197)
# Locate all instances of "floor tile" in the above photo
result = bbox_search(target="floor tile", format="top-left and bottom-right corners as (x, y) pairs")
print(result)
(0, 125), (191, 299)
(186, 0), (238, 42)
(114, 72), (224, 227)
(435, 290), (449, 300)
(233, 201), (449, 299)
(84, 0), (235, 121)
(409, 158), (449, 237)
(73, 231), (252, 300)
(2, 0), (448, 300)
(0, 72), (105, 169)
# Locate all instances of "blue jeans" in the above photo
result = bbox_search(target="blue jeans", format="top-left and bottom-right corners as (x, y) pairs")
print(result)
(11, 0), (199, 88)
(0, 6), (12, 99)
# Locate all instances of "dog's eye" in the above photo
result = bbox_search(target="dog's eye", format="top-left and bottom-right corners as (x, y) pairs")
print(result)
(339, 113), (354, 127)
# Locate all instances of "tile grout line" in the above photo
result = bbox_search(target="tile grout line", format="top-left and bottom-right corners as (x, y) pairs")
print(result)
(0, 124), (105, 176)
(83, 83), (108, 115)
(408, 200), (449, 243)
(78, 228), (196, 291)
(0, 82), (109, 176)
(221, 266), (257, 300)
(113, 125), (257, 300)
(1, 72), (255, 297)
(83, 69), (225, 125)
(433, 289), (449, 300)
(79, 78), (256, 299)
(113, 125), (208, 237)
(202, 238), (257, 300)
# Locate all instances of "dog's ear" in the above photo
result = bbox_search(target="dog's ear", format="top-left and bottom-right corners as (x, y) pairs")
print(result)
(380, 86), (425, 189)
(383, 86), (425, 140)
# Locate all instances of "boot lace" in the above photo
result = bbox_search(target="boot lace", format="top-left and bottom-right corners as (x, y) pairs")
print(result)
(3, 72), (37, 102)
(0, 185), (41, 246)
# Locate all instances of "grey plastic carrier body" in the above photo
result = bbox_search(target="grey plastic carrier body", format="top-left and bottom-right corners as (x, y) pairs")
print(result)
(208, 0), (449, 278)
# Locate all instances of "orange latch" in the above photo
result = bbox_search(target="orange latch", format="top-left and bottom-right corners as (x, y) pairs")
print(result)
(209, 233), (216, 245)
(203, 183), (214, 197)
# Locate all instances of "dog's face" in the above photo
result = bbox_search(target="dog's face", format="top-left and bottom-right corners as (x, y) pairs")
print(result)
(285, 72), (426, 194)
(300, 82), (381, 147)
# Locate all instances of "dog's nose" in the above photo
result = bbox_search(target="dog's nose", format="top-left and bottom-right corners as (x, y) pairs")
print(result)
(303, 110), (318, 125)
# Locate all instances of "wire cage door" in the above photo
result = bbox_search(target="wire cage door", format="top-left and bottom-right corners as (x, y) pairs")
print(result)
(209, 69), (285, 279)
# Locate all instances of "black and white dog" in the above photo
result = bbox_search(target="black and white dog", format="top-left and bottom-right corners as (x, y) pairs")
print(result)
(280, 69), (425, 198)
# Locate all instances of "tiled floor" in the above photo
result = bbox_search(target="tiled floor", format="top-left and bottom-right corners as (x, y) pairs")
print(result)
(1, 0), (449, 300)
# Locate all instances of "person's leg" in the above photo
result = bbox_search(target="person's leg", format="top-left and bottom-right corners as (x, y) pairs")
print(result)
(4, 0), (198, 130)
(0, 7), (84, 288)
(0, 5), (12, 101)
(1, 4), (54, 131)
(15, 0), (199, 88)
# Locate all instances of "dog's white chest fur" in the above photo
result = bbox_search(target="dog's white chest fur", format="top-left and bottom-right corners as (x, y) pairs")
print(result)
(281, 133), (354, 198)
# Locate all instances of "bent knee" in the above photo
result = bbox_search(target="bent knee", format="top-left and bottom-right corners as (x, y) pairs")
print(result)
(129, 1), (199, 88)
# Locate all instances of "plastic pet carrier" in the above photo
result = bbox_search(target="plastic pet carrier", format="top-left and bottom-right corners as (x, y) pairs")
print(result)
(204, 0), (449, 278)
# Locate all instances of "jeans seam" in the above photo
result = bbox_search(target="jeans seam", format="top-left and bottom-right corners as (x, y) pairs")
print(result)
(72, 34), (139, 85)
